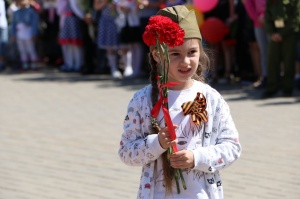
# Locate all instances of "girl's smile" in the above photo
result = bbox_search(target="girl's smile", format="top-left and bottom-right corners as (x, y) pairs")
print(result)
(178, 68), (192, 74)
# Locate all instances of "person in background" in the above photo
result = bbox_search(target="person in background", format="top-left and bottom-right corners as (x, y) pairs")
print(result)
(80, 0), (97, 75)
(295, 31), (300, 90)
(6, 0), (20, 70)
(204, 0), (238, 84)
(57, 0), (84, 72)
(95, 0), (121, 79)
(93, 0), (109, 75)
(39, 0), (61, 68)
(244, 0), (268, 89)
(0, 0), (8, 71)
(262, 0), (300, 98)
(234, 0), (259, 83)
(116, 0), (142, 78)
(11, 0), (39, 71)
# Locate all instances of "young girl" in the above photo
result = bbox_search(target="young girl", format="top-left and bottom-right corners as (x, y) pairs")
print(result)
(0, 0), (8, 70)
(118, 5), (241, 199)
(244, 0), (268, 89)
(95, 0), (122, 79)
(57, 0), (84, 72)
(11, 0), (39, 71)
(116, 0), (142, 78)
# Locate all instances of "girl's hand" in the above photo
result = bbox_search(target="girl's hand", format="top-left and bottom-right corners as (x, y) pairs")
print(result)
(158, 125), (178, 149)
(169, 150), (195, 169)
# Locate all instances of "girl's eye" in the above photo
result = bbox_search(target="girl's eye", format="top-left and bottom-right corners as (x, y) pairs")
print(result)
(189, 50), (197, 54)
(170, 53), (179, 56)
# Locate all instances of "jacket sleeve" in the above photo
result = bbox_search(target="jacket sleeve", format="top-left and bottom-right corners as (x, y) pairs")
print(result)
(192, 95), (242, 173)
(118, 91), (167, 166)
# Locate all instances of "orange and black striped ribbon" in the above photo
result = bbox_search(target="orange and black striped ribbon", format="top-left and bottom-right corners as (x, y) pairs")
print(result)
(181, 92), (208, 125)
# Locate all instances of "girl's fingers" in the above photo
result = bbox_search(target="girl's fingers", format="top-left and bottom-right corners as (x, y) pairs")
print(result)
(159, 132), (170, 140)
(158, 125), (178, 149)
(161, 124), (178, 131)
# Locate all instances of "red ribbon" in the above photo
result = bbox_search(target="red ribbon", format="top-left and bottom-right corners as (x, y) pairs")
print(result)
(151, 79), (179, 152)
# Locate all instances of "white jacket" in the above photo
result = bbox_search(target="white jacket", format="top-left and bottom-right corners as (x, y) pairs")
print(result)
(118, 81), (242, 199)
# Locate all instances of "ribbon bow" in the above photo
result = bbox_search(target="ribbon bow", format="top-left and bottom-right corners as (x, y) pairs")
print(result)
(181, 92), (208, 125)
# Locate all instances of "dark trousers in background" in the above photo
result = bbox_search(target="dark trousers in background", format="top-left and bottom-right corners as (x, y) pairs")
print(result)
(96, 48), (109, 74)
(40, 39), (62, 66)
(80, 22), (96, 74)
(266, 32), (298, 93)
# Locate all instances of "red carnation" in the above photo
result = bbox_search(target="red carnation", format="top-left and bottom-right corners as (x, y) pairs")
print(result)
(142, 15), (185, 47)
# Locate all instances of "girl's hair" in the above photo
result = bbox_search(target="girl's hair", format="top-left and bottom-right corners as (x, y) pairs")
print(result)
(149, 39), (210, 195)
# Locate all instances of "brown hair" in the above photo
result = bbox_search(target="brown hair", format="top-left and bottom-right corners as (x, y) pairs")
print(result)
(149, 39), (209, 195)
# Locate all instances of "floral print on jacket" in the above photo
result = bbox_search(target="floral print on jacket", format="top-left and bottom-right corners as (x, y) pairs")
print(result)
(118, 81), (242, 199)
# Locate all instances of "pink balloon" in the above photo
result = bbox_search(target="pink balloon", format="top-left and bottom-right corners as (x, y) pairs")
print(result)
(193, 0), (219, 13)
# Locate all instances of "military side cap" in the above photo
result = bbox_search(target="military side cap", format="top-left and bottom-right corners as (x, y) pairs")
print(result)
(156, 5), (202, 40)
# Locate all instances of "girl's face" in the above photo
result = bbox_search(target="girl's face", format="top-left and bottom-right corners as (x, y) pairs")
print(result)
(153, 39), (200, 90)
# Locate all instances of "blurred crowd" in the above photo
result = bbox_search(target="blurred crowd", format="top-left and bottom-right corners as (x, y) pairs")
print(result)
(0, 0), (299, 93)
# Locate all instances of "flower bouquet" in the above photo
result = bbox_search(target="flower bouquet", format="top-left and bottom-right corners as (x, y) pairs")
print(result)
(143, 15), (187, 194)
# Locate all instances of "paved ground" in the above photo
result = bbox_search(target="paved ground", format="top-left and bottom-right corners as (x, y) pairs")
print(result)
(0, 69), (299, 199)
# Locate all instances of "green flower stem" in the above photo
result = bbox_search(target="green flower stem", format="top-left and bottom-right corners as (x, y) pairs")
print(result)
(178, 169), (187, 190)
(162, 43), (170, 80)
(175, 168), (181, 194)
(168, 146), (186, 194)
(157, 39), (187, 194)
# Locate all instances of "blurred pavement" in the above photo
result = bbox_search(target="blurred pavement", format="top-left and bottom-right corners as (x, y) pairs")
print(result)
(0, 70), (299, 199)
